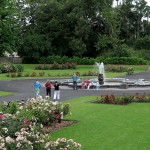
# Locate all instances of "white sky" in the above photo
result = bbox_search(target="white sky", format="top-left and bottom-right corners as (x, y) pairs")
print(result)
(146, 0), (150, 6)
(113, 0), (150, 6)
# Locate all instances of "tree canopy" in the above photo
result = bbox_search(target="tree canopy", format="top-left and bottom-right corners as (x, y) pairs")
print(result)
(0, 0), (150, 61)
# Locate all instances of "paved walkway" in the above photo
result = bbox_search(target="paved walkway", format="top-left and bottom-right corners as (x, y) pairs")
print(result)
(0, 72), (150, 102)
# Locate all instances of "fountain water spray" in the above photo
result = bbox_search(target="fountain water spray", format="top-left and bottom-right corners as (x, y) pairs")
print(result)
(96, 62), (105, 85)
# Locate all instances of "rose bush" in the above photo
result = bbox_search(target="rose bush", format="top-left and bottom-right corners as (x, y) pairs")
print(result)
(0, 96), (81, 150)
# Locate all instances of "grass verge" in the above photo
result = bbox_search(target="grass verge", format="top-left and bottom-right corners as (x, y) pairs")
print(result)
(0, 91), (15, 97)
(51, 96), (150, 150)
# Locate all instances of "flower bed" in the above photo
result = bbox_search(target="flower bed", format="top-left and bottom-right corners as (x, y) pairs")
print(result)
(0, 96), (81, 150)
(35, 62), (76, 70)
(94, 93), (150, 105)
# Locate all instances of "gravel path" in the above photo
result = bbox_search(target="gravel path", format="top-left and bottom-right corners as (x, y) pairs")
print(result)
(0, 72), (150, 102)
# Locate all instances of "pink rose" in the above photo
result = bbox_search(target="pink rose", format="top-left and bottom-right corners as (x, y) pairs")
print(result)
(0, 114), (4, 119)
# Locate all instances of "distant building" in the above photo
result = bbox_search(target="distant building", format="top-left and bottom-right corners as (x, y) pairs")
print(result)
(4, 52), (20, 58)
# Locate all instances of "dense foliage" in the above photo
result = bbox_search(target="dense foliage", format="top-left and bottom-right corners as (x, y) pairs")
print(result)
(0, 0), (150, 62)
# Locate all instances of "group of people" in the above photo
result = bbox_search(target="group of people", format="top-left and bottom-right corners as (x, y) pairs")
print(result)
(34, 72), (100, 100)
(72, 72), (100, 90)
(81, 80), (100, 90)
(34, 80), (60, 101)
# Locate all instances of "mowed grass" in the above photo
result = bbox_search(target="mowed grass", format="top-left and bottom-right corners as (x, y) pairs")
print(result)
(0, 91), (15, 97)
(51, 96), (150, 150)
(0, 64), (148, 80)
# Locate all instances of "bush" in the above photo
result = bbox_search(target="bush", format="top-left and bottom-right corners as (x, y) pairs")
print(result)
(0, 63), (24, 73)
(35, 62), (77, 70)
(16, 65), (24, 72)
(106, 65), (128, 72)
(0, 98), (81, 150)
(134, 36), (150, 50)
(18, 97), (71, 125)
(97, 57), (148, 65)
(0, 101), (18, 114)
(95, 94), (150, 105)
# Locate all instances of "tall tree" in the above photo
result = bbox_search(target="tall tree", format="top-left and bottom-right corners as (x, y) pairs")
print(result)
(0, 0), (19, 56)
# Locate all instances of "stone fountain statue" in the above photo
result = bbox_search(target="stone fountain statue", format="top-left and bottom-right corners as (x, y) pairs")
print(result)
(96, 62), (105, 85)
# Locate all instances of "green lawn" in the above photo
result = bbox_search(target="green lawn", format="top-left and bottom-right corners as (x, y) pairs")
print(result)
(0, 64), (149, 80)
(0, 91), (15, 97)
(51, 96), (150, 150)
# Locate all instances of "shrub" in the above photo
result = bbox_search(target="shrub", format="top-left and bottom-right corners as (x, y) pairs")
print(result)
(0, 101), (18, 114)
(6, 101), (18, 114)
(10, 73), (17, 78)
(39, 72), (45, 77)
(16, 65), (24, 72)
(98, 57), (148, 65)
(0, 99), (81, 150)
(82, 71), (97, 76)
(30, 72), (37, 77)
(24, 72), (30, 77)
(35, 62), (77, 70)
(134, 36), (150, 50)
(17, 72), (23, 77)
(0, 117), (22, 137)
(126, 67), (134, 75)
(0, 63), (24, 73)
(18, 97), (71, 125)
(95, 94), (150, 105)
(106, 65), (127, 72)
(0, 123), (81, 150)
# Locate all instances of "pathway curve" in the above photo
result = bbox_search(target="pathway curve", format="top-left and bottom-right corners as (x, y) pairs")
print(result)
(0, 72), (150, 102)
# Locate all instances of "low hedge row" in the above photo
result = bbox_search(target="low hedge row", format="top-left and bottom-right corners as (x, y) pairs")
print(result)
(38, 56), (148, 65)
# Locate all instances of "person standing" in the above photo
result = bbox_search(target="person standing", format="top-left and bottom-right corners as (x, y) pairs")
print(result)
(72, 73), (78, 90)
(53, 81), (60, 101)
(34, 80), (41, 97)
(96, 81), (100, 90)
(45, 80), (52, 97)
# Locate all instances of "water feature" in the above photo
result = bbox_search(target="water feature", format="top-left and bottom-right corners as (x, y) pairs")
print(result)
(96, 62), (105, 75)
(96, 62), (105, 85)
(47, 62), (150, 89)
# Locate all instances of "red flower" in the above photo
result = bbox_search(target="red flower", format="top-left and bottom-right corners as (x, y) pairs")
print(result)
(0, 114), (4, 119)
(24, 118), (29, 123)
(56, 115), (60, 119)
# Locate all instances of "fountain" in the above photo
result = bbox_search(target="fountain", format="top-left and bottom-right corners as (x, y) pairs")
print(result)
(46, 62), (150, 89)
(96, 62), (105, 85)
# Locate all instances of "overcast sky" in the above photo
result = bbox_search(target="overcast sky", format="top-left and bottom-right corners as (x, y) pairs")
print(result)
(113, 0), (150, 6)
(146, 0), (150, 6)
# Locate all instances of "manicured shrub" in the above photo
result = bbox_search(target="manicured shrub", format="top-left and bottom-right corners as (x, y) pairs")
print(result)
(35, 62), (76, 70)
(24, 72), (30, 77)
(95, 94), (150, 105)
(10, 73), (17, 78)
(30, 72), (37, 77)
(98, 57), (148, 65)
(106, 65), (128, 72)
(0, 63), (24, 73)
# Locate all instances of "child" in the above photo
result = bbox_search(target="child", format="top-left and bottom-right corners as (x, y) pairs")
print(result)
(96, 81), (100, 90)
(81, 80), (86, 89)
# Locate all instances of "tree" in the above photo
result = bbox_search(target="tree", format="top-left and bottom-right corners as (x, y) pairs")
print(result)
(0, 0), (19, 56)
